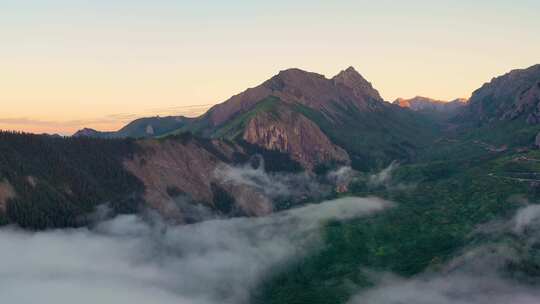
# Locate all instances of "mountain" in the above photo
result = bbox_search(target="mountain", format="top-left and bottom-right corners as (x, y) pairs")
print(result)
(19, 63), (537, 229)
(0, 130), (311, 228)
(460, 64), (540, 124)
(254, 66), (540, 304)
(72, 127), (108, 138)
(73, 116), (192, 138)
(239, 97), (351, 170)
(393, 96), (467, 113)
(180, 67), (438, 170)
(204, 67), (384, 128)
(0, 66), (443, 228)
(454, 64), (540, 147)
(76, 67), (439, 171)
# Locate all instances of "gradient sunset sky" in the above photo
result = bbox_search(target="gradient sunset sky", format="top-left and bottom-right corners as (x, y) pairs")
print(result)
(2, 0), (540, 134)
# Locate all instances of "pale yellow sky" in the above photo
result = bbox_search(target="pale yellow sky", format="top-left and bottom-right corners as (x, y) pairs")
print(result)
(1, 0), (539, 134)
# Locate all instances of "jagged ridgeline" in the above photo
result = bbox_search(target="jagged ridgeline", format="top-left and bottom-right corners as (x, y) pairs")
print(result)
(198, 67), (441, 171)
(77, 67), (441, 171)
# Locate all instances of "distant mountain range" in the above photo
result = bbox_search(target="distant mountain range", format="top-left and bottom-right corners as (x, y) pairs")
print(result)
(393, 96), (467, 112)
(73, 115), (193, 139)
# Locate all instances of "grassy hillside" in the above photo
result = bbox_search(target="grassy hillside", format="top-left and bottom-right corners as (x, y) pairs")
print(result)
(115, 116), (190, 138)
(74, 116), (191, 139)
(211, 96), (281, 139)
(293, 102), (441, 170)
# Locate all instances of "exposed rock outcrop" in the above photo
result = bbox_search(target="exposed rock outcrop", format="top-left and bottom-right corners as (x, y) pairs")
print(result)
(0, 179), (16, 213)
(242, 107), (350, 170)
(124, 137), (273, 222)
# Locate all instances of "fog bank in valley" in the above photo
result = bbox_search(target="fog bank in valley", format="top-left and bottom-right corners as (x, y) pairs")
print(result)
(0, 196), (391, 304)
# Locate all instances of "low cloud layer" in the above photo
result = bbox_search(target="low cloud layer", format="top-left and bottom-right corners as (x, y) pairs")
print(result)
(354, 272), (540, 304)
(368, 161), (399, 187)
(0, 196), (391, 304)
(349, 204), (540, 304)
(214, 157), (356, 204)
(366, 161), (413, 191)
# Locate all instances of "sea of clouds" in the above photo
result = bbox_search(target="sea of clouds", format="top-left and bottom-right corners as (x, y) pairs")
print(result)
(3, 157), (540, 304)
(0, 196), (391, 304)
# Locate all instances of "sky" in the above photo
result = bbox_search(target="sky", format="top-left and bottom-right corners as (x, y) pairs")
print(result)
(1, 0), (539, 134)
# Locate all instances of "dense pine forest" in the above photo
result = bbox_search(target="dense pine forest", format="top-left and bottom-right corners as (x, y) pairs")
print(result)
(0, 131), (144, 229)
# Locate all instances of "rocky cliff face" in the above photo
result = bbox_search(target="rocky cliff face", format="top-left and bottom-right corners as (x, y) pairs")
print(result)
(461, 64), (540, 123)
(206, 67), (384, 126)
(242, 106), (350, 170)
(520, 82), (540, 124)
(123, 136), (273, 222)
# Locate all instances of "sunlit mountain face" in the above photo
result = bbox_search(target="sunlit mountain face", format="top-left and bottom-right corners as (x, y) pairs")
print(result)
(2, 1), (540, 304)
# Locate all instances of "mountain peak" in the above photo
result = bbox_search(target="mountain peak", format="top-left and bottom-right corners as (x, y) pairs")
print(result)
(332, 66), (382, 102)
(344, 66), (360, 74)
(206, 66), (385, 125)
(393, 96), (467, 113)
(333, 66), (363, 79)
(278, 67), (314, 74)
(72, 128), (101, 137)
(274, 68), (327, 82)
(464, 63), (540, 123)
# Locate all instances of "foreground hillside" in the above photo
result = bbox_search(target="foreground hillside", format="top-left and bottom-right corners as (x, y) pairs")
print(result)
(0, 131), (313, 228)
(0, 130), (349, 229)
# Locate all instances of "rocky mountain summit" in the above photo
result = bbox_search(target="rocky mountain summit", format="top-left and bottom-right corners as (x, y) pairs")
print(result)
(393, 96), (467, 112)
(205, 67), (384, 127)
(74, 67), (436, 171)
